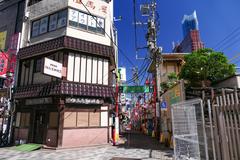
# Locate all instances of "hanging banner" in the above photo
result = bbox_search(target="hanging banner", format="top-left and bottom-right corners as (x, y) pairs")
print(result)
(0, 52), (9, 78)
(0, 31), (7, 50)
(9, 33), (21, 54)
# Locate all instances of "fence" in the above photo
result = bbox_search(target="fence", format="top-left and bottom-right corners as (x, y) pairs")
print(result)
(206, 88), (240, 160)
(171, 99), (208, 160)
(173, 88), (240, 160)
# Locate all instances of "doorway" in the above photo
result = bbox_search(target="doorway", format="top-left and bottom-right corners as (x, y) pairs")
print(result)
(33, 111), (47, 144)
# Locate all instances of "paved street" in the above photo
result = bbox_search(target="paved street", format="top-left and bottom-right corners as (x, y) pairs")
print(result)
(0, 132), (173, 160)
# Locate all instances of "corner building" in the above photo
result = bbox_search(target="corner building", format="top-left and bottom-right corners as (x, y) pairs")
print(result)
(13, 0), (116, 148)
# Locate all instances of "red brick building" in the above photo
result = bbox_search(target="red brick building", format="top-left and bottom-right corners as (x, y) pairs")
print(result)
(173, 30), (204, 53)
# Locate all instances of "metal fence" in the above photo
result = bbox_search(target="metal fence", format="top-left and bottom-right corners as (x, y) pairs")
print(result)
(171, 99), (209, 160)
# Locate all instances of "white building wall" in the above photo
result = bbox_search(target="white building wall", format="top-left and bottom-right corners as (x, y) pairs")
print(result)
(67, 0), (113, 46)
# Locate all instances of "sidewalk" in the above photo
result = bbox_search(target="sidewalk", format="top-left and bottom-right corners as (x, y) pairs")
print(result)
(0, 131), (173, 160)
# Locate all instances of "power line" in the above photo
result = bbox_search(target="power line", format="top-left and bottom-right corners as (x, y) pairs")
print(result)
(126, 59), (150, 84)
(80, 2), (135, 67)
(214, 26), (240, 50)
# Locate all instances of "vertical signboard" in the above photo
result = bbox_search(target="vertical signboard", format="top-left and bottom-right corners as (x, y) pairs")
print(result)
(0, 31), (7, 50)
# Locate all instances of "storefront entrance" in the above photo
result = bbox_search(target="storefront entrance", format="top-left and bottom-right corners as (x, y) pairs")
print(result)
(33, 111), (47, 144)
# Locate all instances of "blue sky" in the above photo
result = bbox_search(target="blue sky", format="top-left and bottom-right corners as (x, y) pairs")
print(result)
(114, 0), (240, 83)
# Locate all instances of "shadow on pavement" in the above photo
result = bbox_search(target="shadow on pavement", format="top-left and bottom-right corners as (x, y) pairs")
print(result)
(116, 131), (173, 158)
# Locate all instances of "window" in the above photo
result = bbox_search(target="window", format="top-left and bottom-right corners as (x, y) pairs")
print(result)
(97, 17), (105, 34)
(34, 58), (42, 73)
(39, 17), (49, 34)
(31, 20), (40, 37)
(63, 110), (106, 128)
(57, 10), (67, 29)
(78, 12), (88, 30)
(67, 54), (109, 85)
(68, 9), (105, 35)
(64, 112), (77, 128)
(88, 15), (97, 32)
(31, 10), (67, 38)
(89, 112), (100, 126)
(49, 14), (58, 31)
(77, 112), (88, 127)
(69, 9), (79, 27)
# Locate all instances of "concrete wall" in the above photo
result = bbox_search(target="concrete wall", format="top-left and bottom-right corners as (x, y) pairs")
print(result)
(215, 76), (239, 88)
(0, 0), (25, 50)
(62, 128), (108, 148)
(28, 0), (68, 20)
(22, 0), (114, 47)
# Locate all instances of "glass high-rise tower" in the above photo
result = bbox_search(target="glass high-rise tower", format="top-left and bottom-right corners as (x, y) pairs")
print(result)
(182, 10), (199, 37)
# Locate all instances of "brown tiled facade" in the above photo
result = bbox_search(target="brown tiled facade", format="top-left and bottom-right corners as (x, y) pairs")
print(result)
(14, 36), (115, 148)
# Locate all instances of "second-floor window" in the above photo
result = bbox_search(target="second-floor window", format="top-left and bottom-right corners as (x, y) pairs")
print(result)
(68, 8), (105, 35)
(31, 10), (67, 38)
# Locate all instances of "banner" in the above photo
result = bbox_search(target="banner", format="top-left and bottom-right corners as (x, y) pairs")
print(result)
(0, 31), (7, 50)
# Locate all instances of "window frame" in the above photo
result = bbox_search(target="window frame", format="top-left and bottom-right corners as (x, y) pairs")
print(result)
(68, 8), (105, 35)
(31, 9), (68, 38)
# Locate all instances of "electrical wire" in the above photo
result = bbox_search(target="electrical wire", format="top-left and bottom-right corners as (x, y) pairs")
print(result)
(126, 59), (150, 84)
(214, 26), (240, 50)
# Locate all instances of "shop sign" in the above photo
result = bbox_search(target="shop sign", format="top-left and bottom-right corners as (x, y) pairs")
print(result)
(0, 31), (7, 50)
(73, 0), (108, 15)
(43, 57), (62, 78)
(25, 97), (53, 105)
(9, 33), (21, 54)
(65, 97), (104, 104)
(161, 101), (167, 110)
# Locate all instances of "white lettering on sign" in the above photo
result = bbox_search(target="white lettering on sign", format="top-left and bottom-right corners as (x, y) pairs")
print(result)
(43, 57), (62, 78)
(65, 98), (104, 104)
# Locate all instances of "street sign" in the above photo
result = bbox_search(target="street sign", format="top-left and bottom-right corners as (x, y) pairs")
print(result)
(161, 101), (167, 110)
(119, 86), (152, 93)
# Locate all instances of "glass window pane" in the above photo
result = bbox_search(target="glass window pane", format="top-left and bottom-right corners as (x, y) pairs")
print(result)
(32, 20), (40, 37)
(78, 12), (88, 30)
(88, 15), (97, 32)
(49, 13), (58, 31)
(97, 17), (105, 34)
(103, 59), (108, 85)
(74, 54), (80, 82)
(89, 112), (100, 127)
(39, 16), (49, 34)
(64, 112), (77, 128)
(77, 112), (88, 127)
(57, 10), (67, 28)
(69, 9), (79, 27)
(67, 53), (74, 81)
(86, 56), (92, 83)
(92, 57), (97, 84)
(97, 58), (103, 84)
(80, 55), (86, 83)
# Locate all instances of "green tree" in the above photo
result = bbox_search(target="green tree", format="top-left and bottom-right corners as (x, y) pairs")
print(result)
(179, 48), (236, 87)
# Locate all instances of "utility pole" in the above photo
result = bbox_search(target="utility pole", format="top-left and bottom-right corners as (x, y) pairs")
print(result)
(141, 0), (162, 138)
